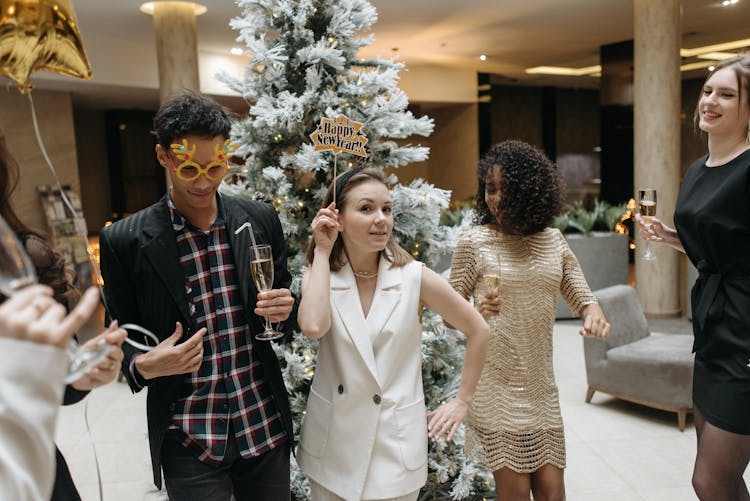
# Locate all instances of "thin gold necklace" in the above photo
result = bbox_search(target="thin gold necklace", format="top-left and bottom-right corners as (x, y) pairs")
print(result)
(353, 269), (378, 279)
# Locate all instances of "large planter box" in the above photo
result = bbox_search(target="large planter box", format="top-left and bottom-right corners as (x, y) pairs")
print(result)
(556, 232), (629, 319)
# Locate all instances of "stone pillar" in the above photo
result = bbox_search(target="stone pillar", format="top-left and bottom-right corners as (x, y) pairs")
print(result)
(633, 0), (681, 316)
(145, 2), (205, 104)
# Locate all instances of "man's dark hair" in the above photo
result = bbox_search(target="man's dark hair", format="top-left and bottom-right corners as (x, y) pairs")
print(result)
(474, 140), (564, 236)
(152, 92), (233, 148)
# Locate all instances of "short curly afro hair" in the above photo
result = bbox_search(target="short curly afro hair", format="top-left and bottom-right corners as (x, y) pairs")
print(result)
(474, 140), (564, 235)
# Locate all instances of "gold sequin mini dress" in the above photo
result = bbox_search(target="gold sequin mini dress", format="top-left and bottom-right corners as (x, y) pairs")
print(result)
(449, 226), (596, 473)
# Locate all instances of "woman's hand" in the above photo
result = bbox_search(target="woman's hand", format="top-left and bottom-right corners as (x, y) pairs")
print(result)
(71, 321), (126, 390)
(476, 287), (500, 321)
(310, 203), (340, 253)
(579, 303), (611, 338)
(635, 213), (684, 252)
(426, 398), (469, 441)
(0, 285), (100, 349)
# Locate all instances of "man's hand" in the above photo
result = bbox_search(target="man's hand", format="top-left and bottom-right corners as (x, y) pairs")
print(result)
(134, 322), (205, 380)
(0, 285), (100, 349)
(255, 288), (294, 323)
(71, 321), (127, 390)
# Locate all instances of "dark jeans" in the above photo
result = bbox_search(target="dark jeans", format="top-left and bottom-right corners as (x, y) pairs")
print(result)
(160, 430), (290, 501)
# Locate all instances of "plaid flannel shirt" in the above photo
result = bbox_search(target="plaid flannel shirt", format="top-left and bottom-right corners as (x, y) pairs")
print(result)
(164, 193), (287, 464)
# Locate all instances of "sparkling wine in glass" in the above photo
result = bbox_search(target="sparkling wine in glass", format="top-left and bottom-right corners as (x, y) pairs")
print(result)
(0, 215), (112, 384)
(251, 244), (284, 341)
(481, 252), (501, 295)
(638, 188), (657, 261)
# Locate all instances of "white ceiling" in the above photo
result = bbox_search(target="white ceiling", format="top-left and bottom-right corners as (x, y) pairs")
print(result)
(15, 0), (750, 109)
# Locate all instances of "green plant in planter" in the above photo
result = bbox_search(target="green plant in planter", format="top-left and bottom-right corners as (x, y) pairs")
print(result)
(553, 201), (628, 236)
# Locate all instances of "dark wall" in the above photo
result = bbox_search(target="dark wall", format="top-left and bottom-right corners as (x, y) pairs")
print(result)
(74, 110), (111, 233)
(490, 85), (544, 149)
(556, 88), (600, 156)
(481, 76), (706, 205)
(681, 78), (708, 175)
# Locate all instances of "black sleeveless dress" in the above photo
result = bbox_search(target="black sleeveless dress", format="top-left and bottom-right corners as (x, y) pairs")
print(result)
(674, 148), (750, 434)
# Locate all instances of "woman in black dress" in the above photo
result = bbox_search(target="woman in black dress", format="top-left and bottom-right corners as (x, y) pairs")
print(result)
(637, 54), (750, 500)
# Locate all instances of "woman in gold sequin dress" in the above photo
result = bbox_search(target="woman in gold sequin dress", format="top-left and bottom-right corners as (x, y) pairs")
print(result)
(448, 141), (611, 500)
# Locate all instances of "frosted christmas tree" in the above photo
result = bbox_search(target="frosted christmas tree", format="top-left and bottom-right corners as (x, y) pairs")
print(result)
(219, 0), (494, 498)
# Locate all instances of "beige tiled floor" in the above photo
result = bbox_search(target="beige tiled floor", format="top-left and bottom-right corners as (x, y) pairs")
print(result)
(56, 322), (749, 500)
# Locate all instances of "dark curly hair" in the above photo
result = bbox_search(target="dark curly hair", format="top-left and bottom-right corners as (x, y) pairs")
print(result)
(152, 92), (233, 149)
(474, 140), (564, 235)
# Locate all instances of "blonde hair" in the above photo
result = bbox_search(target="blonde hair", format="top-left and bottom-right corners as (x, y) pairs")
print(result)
(304, 167), (413, 271)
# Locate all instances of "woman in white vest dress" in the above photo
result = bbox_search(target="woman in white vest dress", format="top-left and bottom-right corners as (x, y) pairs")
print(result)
(297, 166), (490, 501)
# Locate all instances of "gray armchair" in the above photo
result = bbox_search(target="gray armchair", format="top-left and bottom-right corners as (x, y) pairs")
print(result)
(583, 285), (695, 430)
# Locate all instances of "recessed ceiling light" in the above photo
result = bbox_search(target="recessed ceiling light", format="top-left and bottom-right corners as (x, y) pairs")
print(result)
(230, 47), (243, 56)
(479, 54), (487, 61)
(708, 65), (716, 71)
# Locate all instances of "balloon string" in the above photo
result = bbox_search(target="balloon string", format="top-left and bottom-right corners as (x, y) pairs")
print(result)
(26, 93), (159, 350)
(84, 398), (105, 501)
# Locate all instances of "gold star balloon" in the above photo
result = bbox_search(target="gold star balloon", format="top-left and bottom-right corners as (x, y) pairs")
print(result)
(0, 0), (92, 93)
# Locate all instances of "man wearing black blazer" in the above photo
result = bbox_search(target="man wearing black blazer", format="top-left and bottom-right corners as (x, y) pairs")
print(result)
(99, 93), (295, 500)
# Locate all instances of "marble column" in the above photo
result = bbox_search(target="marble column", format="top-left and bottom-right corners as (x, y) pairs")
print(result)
(633, 0), (681, 316)
(148, 2), (204, 104)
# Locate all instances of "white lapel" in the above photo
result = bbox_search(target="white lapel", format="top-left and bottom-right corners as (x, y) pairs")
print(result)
(365, 255), (402, 343)
(331, 264), (381, 387)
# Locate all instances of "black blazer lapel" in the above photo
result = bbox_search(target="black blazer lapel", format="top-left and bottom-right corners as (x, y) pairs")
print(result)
(226, 204), (255, 309)
(141, 201), (193, 329)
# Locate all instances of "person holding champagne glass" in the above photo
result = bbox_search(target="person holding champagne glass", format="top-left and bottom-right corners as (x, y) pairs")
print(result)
(636, 54), (750, 500)
(449, 140), (610, 500)
(297, 166), (490, 500)
(0, 284), (105, 501)
(638, 188), (657, 260)
(0, 132), (126, 501)
(99, 92), (296, 500)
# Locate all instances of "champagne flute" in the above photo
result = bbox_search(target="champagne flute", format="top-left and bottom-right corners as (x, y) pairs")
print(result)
(481, 252), (501, 297)
(251, 244), (284, 341)
(638, 188), (657, 261)
(0, 214), (112, 384)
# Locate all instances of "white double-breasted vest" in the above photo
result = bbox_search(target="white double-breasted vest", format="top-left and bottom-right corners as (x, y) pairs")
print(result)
(297, 258), (427, 500)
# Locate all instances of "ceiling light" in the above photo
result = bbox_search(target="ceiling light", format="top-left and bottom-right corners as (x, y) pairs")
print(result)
(230, 47), (243, 56)
(708, 65), (716, 71)
(528, 38), (750, 77)
(479, 54), (487, 61)
(721, 0), (739, 6)
(681, 38), (750, 57)
(525, 65), (601, 76)
(697, 51), (738, 60)
(140, 2), (207, 16)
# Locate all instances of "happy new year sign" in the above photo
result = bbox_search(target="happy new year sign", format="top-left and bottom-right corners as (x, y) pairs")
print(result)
(310, 115), (368, 157)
